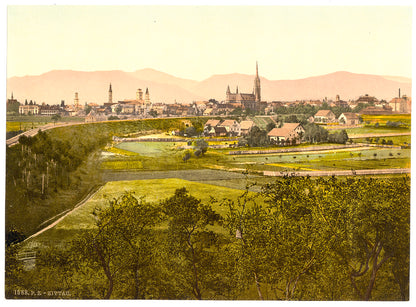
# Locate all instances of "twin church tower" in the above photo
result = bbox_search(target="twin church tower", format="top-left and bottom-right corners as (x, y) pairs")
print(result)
(226, 62), (261, 106)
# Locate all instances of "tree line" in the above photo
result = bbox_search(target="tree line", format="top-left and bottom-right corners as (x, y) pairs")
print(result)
(6, 176), (410, 300)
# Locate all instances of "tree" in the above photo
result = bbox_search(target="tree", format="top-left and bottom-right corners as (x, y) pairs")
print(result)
(284, 114), (299, 123)
(148, 110), (158, 118)
(182, 151), (191, 162)
(84, 105), (92, 115)
(266, 122), (276, 132)
(6, 100), (20, 115)
(221, 176), (410, 300)
(72, 192), (162, 299)
(303, 123), (329, 143)
(185, 126), (197, 137)
(328, 130), (349, 144)
(245, 126), (269, 147)
(51, 113), (61, 124)
(316, 177), (410, 300)
(193, 139), (208, 156)
(160, 188), (222, 299)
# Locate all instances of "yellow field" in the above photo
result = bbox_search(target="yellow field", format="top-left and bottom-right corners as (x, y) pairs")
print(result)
(361, 114), (411, 125)
(105, 146), (139, 156)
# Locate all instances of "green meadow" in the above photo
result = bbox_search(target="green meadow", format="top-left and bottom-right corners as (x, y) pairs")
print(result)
(23, 178), (259, 248)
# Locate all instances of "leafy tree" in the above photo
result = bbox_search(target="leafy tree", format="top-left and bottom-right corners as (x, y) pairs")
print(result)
(303, 123), (329, 143)
(284, 114), (299, 123)
(73, 192), (162, 299)
(193, 139), (208, 156)
(7, 100), (20, 114)
(230, 107), (243, 116)
(84, 105), (92, 115)
(221, 176), (410, 300)
(185, 126), (197, 137)
(148, 110), (158, 118)
(314, 177), (410, 300)
(245, 126), (269, 147)
(5, 227), (26, 246)
(160, 188), (222, 299)
(51, 113), (61, 124)
(266, 122), (276, 132)
(328, 130), (349, 144)
(182, 151), (191, 162)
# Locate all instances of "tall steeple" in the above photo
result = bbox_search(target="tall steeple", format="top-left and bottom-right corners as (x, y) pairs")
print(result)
(145, 87), (151, 105)
(226, 85), (230, 94)
(236, 86), (239, 94)
(108, 83), (113, 103)
(254, 61), (261, 102)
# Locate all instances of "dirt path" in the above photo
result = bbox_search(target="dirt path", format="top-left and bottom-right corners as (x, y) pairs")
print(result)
(24, 186), (104, 242)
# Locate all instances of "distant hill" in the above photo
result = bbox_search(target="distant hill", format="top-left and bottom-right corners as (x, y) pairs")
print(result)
(7, 70), (203, 105)
(191, 71), (412, 102)
(6, 69), (411, 105)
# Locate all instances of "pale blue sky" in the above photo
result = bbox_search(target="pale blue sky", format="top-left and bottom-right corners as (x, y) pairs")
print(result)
(7, 4), (412, 80)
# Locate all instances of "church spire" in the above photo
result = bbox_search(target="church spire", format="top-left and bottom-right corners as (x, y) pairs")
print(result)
(226, 85), (230, 94)
(108, 83), (113, 103)
(254, 61), (261, 102)
(236, 86), (239, 94)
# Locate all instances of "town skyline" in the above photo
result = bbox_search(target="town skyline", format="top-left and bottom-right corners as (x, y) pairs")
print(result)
(7, 67), (412, 105)
(7, 5), (412, 80)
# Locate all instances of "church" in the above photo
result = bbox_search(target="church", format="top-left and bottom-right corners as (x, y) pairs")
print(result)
(225, 62), (261, 110)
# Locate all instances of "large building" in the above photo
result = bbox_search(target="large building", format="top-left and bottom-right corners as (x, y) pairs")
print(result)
(19, 103), (39, 115)
(225, 62), (262, 110)
(119, 87), (153, 115)
(389, 89), (411, 113)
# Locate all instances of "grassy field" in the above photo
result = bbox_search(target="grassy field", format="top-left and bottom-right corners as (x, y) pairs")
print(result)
(345, 126), (411, 135)
(102, 140), (411, 174)
(352, 135), (411, 145)
(6, 121), (48, 132)
(360, 114), (411, 125)
(115, 141), (176, 156)
(23, 178), (259, 248)
(227, 147), (410, 172)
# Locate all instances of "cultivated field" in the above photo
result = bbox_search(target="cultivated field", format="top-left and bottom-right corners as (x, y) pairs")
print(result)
(101, 139), (411, 174)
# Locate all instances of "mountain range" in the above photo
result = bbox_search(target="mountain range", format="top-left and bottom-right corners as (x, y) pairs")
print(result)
(6, 69), (412, 105)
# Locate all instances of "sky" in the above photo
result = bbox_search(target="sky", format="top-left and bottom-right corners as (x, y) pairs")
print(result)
(5, 3), (413, 81)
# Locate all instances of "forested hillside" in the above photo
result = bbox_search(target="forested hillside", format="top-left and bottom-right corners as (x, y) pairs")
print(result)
(6, 118), (206, 241)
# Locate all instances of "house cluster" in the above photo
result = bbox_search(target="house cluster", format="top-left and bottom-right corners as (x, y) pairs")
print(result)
(267, 123), (305, 145)
(311, 110), (361, 126)
(203, 119), (255, 137)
